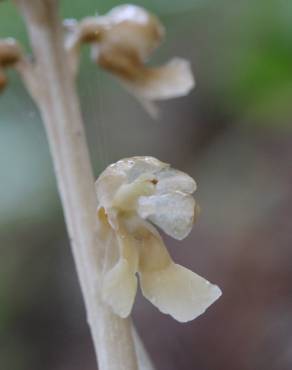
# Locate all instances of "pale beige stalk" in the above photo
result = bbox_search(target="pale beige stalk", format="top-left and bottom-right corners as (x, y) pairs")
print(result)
(12, 1), (152, 369)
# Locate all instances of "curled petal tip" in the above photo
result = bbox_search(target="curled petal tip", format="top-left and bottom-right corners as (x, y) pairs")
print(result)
(130, 58), (195, 101)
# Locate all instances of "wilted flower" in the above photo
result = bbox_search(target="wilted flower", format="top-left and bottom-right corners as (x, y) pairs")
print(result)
(96, 157), (221, 322)
(0, 38), (21, 91)
(66, 5), (194, 115)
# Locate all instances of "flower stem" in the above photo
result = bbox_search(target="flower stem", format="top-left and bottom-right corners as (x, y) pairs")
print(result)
(12, 1), (150, 369)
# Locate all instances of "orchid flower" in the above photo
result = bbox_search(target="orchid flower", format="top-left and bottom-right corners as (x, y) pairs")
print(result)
(96, 157), (221, 322)
(66, 5), (195, 116)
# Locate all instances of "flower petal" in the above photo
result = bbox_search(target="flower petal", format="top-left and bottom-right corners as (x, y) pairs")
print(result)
(95, 169), (126, 210)
(99, 209), (139, 318)
(138, 191), (197, 240)
(123, 58), (195, 101)
(97, 5), (164, 61)
(102, 258), (138, 318)
(108, 156), (168, 183)
(140, 262), (222, 322)
(137, 225), (221, 322)
(156, 168), (197, 194)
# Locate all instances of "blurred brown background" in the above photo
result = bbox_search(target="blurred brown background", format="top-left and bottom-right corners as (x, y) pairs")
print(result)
(0, 1), (292, 369)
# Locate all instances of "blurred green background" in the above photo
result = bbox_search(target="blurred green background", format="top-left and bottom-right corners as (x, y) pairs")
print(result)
(1, 1), (292, 369)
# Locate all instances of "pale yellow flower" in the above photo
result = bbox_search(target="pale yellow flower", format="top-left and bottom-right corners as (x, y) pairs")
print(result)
(96, 157), (221, 322)
(67, 5), (195, 115)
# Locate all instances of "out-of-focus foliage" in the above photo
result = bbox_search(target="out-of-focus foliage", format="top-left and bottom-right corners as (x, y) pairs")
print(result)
(217, 0), (292, 124)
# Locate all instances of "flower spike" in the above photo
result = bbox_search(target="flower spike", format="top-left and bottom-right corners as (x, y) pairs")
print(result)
(96, 157), (221, 322)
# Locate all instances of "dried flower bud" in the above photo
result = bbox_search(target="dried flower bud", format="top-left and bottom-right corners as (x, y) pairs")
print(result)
(0, 38), (21, 67)
(0, 38), (22, 93)
(96, 157), (221, 322)
(68, 5), (194, 115)
(0, 70), (7, 91)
